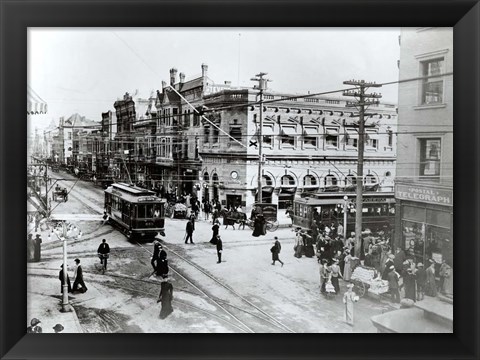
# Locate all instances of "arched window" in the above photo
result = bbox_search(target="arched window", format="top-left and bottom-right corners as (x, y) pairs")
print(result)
(324, 174), (338, 187)
(365, 174), (377, 184)
(203, 172), (209, 182)
(303, 175), (317, 187)
(261, 175), (273, 186)
(345, 174), (357, 186)
(281, 175), (295, 186)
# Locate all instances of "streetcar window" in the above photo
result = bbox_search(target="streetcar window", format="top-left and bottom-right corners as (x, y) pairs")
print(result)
(137, 204), (146, 218)
(146, 204), (154, 218)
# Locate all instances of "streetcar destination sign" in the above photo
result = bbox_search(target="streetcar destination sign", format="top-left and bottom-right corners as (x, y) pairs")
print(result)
(395, 184), (452, 206)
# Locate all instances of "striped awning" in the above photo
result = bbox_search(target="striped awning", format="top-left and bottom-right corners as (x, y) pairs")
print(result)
(27, 85), (48, 115)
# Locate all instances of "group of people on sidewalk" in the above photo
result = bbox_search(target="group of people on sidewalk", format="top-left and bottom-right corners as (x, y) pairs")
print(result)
(58, 258), (88, 294)
(27, 318), (64, 333)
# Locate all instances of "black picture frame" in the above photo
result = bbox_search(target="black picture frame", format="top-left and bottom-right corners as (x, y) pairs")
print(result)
(1, 0), (479, 359)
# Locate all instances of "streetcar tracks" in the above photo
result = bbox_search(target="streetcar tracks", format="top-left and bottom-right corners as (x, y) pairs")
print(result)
(135, 241), (295, 333)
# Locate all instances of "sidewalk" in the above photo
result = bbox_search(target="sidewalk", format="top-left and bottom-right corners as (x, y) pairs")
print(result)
(27, 270), (84, 333)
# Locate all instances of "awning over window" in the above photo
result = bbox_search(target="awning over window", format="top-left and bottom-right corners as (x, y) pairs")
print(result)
(254, 127), (276, 137)
(325, 128), (339, 136)
(27, 86), (48, 115)
(255, 186), (274, 195)
(281, 127), (297, 135)
(345, 131), (359, 139)
(366, 133), (379, 140)
(303, 127), (319, 136)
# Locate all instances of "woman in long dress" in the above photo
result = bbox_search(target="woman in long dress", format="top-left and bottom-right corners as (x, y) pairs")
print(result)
(425, 261), (437, 297)
(402, 262), (417, 302)
(343, 284), (359, 326)
(294, 229), (304, 258)
(157, 276), (174, 319)
(343, 251), (353, 281)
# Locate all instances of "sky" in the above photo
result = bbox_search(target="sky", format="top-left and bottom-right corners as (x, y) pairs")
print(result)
(28, 28), (401, 132)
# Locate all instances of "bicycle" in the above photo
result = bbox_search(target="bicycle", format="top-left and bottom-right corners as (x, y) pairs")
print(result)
(98, 253), (109, 274)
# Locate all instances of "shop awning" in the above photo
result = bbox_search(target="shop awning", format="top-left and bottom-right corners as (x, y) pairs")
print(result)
(255, 186), (274, 194)
(325, 128), (339, 136)
(366, 132), (379, 140)
(303, 127), (319, 136)
(27, 85), (48, 115)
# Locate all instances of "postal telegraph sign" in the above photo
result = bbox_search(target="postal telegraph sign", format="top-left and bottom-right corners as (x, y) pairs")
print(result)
(395, 184), (453, 206)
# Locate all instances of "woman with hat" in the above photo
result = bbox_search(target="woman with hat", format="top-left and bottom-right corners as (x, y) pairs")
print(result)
(343, 284), (359, 326)
(329, 258), (343, 294)
(293, 228), (304, 258)
(387, 265), (400, 303)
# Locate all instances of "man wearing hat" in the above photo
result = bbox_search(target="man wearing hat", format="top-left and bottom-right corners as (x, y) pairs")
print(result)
(387, 265), (400, 303)
(27, 318), (42, 333)
(53, 324), (64, 333)
(270, 237), (284, 267)
(72, 258), (88, 293)
(415, 262), (427, 301)
(151, 240), (162, 273)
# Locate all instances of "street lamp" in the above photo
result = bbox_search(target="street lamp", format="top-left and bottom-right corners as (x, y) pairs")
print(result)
(52, 220), (80, 313)
(337, 196), (356, 240)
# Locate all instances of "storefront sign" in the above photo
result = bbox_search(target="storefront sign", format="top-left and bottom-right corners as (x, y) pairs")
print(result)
(396, 184), (452, 206)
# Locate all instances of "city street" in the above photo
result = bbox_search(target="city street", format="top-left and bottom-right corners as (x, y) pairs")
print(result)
(27, 171), (396, 333)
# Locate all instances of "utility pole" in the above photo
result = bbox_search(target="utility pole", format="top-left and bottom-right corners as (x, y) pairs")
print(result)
(343, 80), (382, 258)
(250, 72), (270, 204)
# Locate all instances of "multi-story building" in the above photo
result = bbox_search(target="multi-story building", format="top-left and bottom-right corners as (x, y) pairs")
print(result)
(394, 28), (453, 270)
(199, 86), (398, 211)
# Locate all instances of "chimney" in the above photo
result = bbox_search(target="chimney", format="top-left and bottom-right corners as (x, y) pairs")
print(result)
(179, 73), (185, 84)
(169, 68), (178, 85)
(161, 81), (167, 91)
(201, 63), (208, 78)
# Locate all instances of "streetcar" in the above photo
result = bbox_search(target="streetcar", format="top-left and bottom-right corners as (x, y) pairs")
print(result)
(292, 192), (395, 235)
(104, 183), (166, 240)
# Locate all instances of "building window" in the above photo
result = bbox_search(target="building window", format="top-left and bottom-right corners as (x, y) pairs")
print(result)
(262, 126), (274, 147)
(345, 129), (358, 148)
(324, 174), (338, 187)
(204, 126), (210, 144)
(229, 127), (242, 145)
(280, 126), (296, 147)
(212, 127), (219, 144)
(419, 138), (441, 180)
(261, 175), (273, 186)
(345, 174), (357, 186)
(325, 127), (339, 148)
(303, 175), (317, 186)
(388, 130), (393, 147)
(421, 58), (444, 104)
(366, 131), (379, 149)
(365, 174), (377, 184)
(303, 127), (318, 148)
(281, 175), (295, 186)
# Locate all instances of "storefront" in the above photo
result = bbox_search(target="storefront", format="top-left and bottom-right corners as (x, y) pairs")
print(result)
(395, 183), (453, 267)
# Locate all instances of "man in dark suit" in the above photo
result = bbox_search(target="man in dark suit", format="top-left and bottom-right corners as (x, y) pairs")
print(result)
(216, 236), (223, 263)
(72, 258), (88, 293)
(97, 239), (110, 268)
(185, 219), (194, 244)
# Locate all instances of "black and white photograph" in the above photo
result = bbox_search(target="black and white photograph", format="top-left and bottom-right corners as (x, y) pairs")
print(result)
(26, 27), (453, 334)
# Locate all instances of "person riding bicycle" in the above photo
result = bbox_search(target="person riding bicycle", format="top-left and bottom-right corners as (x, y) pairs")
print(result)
(97, 239), (110, 269)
